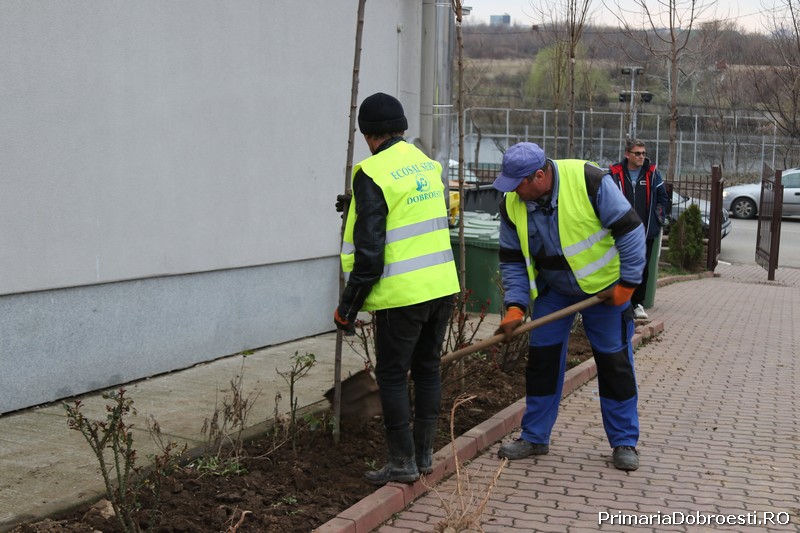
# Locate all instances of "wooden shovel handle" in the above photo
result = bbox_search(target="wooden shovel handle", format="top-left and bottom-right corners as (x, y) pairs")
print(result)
(440, 295), (605, 365)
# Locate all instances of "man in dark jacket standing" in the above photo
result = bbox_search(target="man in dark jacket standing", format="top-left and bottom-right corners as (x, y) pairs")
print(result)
(609, 139), (669, 319)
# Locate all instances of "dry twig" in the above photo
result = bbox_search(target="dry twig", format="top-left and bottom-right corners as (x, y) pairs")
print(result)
(422, 393), (508, 532)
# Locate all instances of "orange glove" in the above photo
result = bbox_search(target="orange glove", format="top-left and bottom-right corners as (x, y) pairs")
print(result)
(598, 283), (636, 306)
(495, 306), (525, 342)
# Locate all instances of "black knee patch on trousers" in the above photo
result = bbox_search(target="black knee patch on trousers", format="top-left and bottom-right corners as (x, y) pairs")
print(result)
(526, 343), (562, 397)
(593, 347), (636, 401)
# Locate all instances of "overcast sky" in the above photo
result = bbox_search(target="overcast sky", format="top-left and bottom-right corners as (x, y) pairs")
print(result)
(463, 0), (774, 33)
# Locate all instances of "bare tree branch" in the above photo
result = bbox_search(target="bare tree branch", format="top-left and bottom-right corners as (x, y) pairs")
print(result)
(528, 0), (595, 156)
(606, 0), (716, 180)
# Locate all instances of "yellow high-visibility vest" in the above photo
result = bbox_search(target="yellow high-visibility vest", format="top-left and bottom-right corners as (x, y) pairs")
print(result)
(341, 142), (459, 310)
(505, 160), (620, 298)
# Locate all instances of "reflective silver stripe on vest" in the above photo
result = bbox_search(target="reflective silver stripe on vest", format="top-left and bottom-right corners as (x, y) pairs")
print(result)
(386, 217), (449, 244)
(562, 228), (610, 258)
(341, 216), (448, 255)
(524, 257), (536, 291)
(381, 249), (454, 279)
(571, 246), (618, 280)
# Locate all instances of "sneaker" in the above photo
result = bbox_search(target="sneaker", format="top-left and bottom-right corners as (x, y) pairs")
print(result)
(498, 438), (549, 460)
(613, 446), (639, 471)
(633, 304), (648, 320)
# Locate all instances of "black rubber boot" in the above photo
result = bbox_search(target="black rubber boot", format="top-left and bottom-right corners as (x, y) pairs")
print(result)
(413, 418), (437, 475)
(364, 427), (420, 486)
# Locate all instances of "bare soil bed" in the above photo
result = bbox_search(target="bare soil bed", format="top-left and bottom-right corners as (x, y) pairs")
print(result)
(11, 332), (594, 533)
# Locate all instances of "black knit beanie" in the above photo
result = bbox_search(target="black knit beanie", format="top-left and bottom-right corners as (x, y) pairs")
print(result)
(358, 92), (408, 135)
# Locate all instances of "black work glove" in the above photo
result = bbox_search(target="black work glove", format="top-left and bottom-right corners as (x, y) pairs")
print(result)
(335, 285), (367, 335)
(335, 193), (352, 214)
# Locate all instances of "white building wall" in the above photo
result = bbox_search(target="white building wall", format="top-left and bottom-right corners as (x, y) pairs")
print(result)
(0, 1), (427, 413)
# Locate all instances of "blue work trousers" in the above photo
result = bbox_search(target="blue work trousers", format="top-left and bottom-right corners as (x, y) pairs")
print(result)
(521, 288), (639, 448)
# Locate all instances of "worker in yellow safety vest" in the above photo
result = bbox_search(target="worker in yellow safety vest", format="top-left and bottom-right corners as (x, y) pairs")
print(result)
(492, 142), (646, 471)
(334, 92), (459, 485)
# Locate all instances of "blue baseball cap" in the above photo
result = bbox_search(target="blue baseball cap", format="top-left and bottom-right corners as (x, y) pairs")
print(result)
(492, 142), (546, 192)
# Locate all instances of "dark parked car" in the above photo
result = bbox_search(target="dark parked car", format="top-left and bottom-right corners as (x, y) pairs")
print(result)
(666, 191), (732, 239)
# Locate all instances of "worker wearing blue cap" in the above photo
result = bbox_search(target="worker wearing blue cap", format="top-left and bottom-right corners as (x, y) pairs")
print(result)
(493, 142), (646, 471)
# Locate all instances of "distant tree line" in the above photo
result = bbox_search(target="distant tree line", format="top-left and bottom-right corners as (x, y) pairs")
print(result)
(462, 22), (778, 66)
(458, 5), (800, 170)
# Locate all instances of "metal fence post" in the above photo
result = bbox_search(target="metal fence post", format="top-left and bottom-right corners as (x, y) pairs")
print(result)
(707, 166), (723, 272)
(768, 169), (783, 279)
(655, 115), (661, 166)
(756, 165), (783, 280)
(581, 111), (586, 158)
(505, 108), (510, 149)
(600, 127), (605, 161)
(692, 115), (697, 169)
(772, 124), (777, 168)
(542, 110), (547, 152)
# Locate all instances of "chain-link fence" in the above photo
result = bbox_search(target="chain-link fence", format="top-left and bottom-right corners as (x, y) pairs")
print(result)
(455, 107), (800, 179)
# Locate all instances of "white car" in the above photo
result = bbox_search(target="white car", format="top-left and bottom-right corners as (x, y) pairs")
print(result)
(722, 168), (800, 219)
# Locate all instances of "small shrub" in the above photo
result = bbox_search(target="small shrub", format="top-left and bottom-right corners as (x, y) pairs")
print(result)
(64, 389), (184, 533)
(445, 289), (487, 358)
(198, 358), (260, 475)
(276, 351), (316, 454)
(65, 390), (141, 532)
(144, 417), (187, 509)
(666, 203), (704, 270)
(345, 314), (377, 372)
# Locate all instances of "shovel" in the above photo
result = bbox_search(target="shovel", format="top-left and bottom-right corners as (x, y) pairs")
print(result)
(441, 294), (605, 364)
(328, 295), (604, 421)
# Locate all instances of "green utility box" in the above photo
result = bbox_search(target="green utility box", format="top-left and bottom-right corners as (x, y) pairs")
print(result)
(643, 232), (662, 309)
(450, 212), (502, 314)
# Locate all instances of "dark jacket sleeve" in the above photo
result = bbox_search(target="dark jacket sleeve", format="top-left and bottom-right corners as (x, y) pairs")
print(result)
(337, 169), (387, 318)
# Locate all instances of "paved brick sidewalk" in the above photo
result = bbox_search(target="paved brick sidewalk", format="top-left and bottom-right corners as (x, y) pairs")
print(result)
(375, 264), (800, 532)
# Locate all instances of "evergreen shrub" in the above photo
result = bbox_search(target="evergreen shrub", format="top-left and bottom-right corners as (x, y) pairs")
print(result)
(666, 203), (704, 270)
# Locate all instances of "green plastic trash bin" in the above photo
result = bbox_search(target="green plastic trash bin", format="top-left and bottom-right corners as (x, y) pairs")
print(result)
(643, 232), (662, 309)
(450, 212), (502, 314)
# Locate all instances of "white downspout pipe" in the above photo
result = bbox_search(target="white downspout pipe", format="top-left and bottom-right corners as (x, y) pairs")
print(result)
(419, 0), (453, 188)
